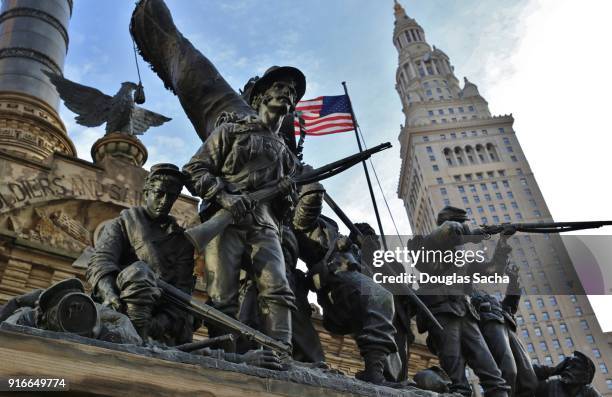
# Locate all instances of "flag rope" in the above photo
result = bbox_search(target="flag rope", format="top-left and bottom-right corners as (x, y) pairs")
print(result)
(356, 126), (405, 246)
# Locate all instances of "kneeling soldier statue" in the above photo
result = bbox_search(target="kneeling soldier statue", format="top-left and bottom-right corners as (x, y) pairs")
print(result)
(86, 163), (197, 346)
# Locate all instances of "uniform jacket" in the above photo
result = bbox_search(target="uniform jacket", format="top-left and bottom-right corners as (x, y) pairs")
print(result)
(86, 206), (195, 295)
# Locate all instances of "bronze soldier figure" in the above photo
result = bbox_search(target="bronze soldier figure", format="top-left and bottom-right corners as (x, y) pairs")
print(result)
(533, 351), (602, 397)
(409, 206), (511, 397)
(291, 182), (398, 385)
(131, 0), (303, 351)
(86, 163), (197, 346)
(471, 263), (540, 397)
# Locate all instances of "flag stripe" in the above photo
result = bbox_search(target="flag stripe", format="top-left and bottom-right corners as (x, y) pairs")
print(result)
(294, 95), (354, 136)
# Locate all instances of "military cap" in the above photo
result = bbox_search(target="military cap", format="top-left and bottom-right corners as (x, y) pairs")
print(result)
(145, 163), (188, 192)
(242, 66), (306, 106)
(38, 278), (85, 312)
(437, 205), (468, 225)
(572, 351), (596, 383)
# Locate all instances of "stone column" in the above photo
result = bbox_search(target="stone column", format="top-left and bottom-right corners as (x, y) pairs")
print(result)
(0, 0), (75, 160)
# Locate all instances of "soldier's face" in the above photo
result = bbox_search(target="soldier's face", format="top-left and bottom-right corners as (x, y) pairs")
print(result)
(261, 80), (297, 116)
(144, 180), (180, 219)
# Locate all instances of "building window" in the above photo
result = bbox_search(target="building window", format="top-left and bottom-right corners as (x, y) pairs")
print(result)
(428, 110), (434, 116)
(521, 329), (529, 338)
(423, 136), (430, 142)
(433, 165), (439, 171)
(426, 146), (433, 153)
(547, 325), (556, 335)
(535, 327), (542, 337)
(507, 146), (514, 153)
(542, 312), (550, 321)
(560, 323), (568, 333)
(575, 307), (583, 316)
(438, 109), (444, 115)
(536, 298), (544, 308)
(458, 186), (465, 193)
(448, 108), (455, 114)
(517, 315), (524, 325)
(462, 196), (469, 204)
(492, 215), (500, 223)
(477, 206), (484, 213)
(524, 300), (532, 309)
(570, 294), (577, 303)
(554, 310), (562, 319)
(469, 184), (476, 192)
(426, 89), (432, 96)
(552, 339), (560, 349)
(515, 212), (523, 220)
(495, 192), (502, 200)
(429, 155), (436, 161)
(440, 188), (448, 195)
(431, 120), (437, 124)
(458, 107), (464, 113)
(436, 177), (444, 184)
(527, 343), (534, 353)
(511, 155), (518, 162)
(600, 363), (608, 374)
(466, 207), (472, 215)
(529, 313), (537, 322)
(450, 132), (456, 138)
(443, 199), (451, 206)
(465, 174), (473, 181)
(539, 341), (548, 352)
(544, 356), (553, 365)
(549, 296), (557, 306)
(593, 349), (601, 358)
(481, 217), (488, 224)
(606, 379), (612, 390)
(491, 181), (499, 190)
(580, 320), (589, 330)
(473, 195), (480, 203)
(586, 335), (595, 344)
(565, 337), (574, 348)
(488, 204), (496, 212)
(468, 105), (475, 112)
(484, 193), (491, 201)
(507, 191), (514, 199)
(498, 127), (505, 134)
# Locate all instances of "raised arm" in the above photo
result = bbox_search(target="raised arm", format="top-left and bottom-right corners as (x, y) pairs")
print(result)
(130, 0), (253, 141)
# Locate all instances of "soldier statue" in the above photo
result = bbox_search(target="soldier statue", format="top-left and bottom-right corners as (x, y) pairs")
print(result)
(471, 262), (539, 397)
(131, 0), (304, 351)
(86, 163), (198, 346)
(408, 206), (511, 397)
(290, 182), (399, 385)
(533, 351), (602, 397)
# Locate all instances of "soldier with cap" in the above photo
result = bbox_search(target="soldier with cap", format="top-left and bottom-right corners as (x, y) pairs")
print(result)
(408, 205), (512, 397)
(131, 0), (303, 351)
(288, 182), (399, 385)
(533, 351), (602, 397)
(86, 163), (197, 346)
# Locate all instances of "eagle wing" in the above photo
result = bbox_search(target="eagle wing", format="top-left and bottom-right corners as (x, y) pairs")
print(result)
(131, 106), (172, 135)
(43, 70), (113, 127)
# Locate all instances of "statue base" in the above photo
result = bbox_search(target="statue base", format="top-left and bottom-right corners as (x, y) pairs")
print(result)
(0, 323), (448, 397)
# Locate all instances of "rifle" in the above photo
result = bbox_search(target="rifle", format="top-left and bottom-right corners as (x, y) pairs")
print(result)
(466, 221), (612, 242)
(158, 279), (291, 355)
(185, 142), (392, 252)
(323, 193), (443, 332)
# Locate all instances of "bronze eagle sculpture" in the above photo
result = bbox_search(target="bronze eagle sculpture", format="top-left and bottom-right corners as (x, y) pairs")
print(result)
(44, 70), (171, 136)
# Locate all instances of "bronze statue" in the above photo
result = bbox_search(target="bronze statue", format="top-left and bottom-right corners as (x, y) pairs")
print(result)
(290, 182), (399, 385)
(86, 163), (198, 346)
(409, 206), (511, 397)
(131, 0), (306, 351)
(533, 351), (602, 397)
(44, 71), (170, 135)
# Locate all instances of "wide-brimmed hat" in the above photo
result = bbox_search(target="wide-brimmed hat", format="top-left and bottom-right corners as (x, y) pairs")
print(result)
(243, 66), (306, 106)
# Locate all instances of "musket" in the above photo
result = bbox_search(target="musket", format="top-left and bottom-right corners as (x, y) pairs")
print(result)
(157, 279), (291, 355)
(467, 221), (612, 242)
(185, 142), (392, 253)
(323, 193), (443, 332)
(175, 334), (236, 352)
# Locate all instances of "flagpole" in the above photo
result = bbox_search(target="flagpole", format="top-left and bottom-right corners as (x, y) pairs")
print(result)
(342, 81), (388, 250)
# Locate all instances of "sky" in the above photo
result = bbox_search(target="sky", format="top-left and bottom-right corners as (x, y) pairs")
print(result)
(62, 0), (612, 330)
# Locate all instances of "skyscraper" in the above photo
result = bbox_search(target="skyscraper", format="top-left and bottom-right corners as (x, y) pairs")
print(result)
(392, 1), (612, 394)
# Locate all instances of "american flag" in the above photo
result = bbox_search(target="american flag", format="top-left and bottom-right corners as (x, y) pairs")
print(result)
(293, 95), (355, 136)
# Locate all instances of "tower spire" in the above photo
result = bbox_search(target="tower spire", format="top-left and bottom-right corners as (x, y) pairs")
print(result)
(394, 0), (406, 19)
